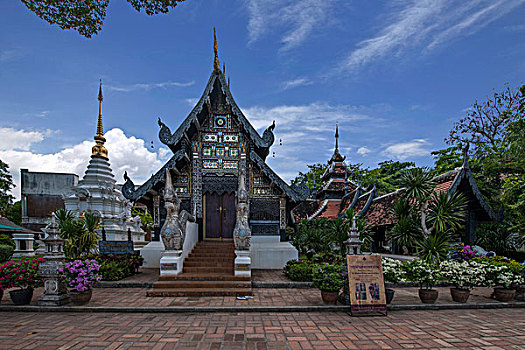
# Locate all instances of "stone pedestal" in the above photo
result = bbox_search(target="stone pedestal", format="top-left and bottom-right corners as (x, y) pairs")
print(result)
(13, 233), (35, 257)
(38, 259), (70, 306)
(234, 250), (251, 277)
(160, 250), (183, 276)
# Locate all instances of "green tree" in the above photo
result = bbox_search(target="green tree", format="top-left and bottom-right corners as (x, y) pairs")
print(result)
(21, 0), (186, 38)
(4, 201), (22, 226)
(54, 209), (99, 258)
(0, 160), (15, 210)
(366, 160), (416, 195)
(292, 163), (328, 192)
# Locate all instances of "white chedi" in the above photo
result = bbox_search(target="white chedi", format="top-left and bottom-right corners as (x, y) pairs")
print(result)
(63, 82), (144, 243)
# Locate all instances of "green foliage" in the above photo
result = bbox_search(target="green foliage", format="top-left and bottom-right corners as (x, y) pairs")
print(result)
(293, 218), (332, 256)
(132, 205), (154, 232)
(283, 260), (318, 282)
(430, 146), (463, 175)
(0, 234), (15, 249)
(98, 260), (127, 281)
(54, 209), (100, 258)
(401, 168), (435, 202)
(291, 163), (328, 191)
(312, 264), (345, 292)
(20, 0), (186, 38)
(475, 222), (518, 255)
(365, 160), (416, 195)
(401, 259), (441, 290)
(426, 191), (467, 236)
(387, 198), (422, 253)
(0, 257), (45, 290)
(0, 245), (14, 263)
(0, 159), (15, 210)
(3, 201), (22, 226)
(473, 256), (524, 274)
(417, 231), (452, 267)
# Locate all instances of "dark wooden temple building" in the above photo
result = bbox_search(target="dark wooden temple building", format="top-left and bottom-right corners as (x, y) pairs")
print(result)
(122, 32), (308, 269)
(293, 130), (500, 250)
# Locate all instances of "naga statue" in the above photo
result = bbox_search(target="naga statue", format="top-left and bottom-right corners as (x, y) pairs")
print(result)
(233, 166), (251, 250)
(160, 168), (195, 250)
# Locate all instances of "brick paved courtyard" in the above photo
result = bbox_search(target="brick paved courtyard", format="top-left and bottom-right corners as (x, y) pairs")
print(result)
(0, 309), (524, 349)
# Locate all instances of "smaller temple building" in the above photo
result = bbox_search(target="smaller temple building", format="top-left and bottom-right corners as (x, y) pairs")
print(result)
(293, 128), (500, 250)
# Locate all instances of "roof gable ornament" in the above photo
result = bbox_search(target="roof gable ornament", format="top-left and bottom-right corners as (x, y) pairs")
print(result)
(213, 28), (221, 73)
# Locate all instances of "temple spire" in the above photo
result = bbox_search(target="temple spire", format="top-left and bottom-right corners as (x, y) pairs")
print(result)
(213, 28), (221, 72)
(335, 123), (339, 152)
(92, 80), (108, 159)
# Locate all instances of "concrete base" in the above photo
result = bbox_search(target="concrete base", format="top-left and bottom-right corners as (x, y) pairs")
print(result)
(234, 250), (251, 277)
(160, 250), (183, 276)
(250, 236), (298, 269)
(37, 294), (71, 306)
(140, 240), (165, 268)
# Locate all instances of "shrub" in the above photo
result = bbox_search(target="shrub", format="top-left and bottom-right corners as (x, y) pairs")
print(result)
(0, 234), (15, 249)
(381, 257), (405, 283)
(484, 264), (524, 289)
(450, 244), (483, 261)
(59, 259), (102, 291)
(0, 257), (45, 290)
(98, 260), (128, 281)
(473, 256), (524, 274)
(475, 222), (518, 255)
(0, 244), (14, 263)
(284, 260), (318, 282)
(401, 259), (441, 290)
(440, 260), (486, 290)
(312, 264), (345, 292)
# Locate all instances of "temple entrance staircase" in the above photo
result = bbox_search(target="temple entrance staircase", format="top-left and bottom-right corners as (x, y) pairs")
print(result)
(147, 241), (252, 297)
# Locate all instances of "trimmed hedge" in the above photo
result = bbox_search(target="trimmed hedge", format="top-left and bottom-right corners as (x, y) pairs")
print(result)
(0, 244), (14, 263)
(0, 234), (15, 249)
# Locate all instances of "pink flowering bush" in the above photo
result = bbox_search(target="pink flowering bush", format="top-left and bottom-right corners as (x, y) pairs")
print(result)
(59, 259), (102, 292)
(452, 244), (482, 261)
(0, 257), (45, 290)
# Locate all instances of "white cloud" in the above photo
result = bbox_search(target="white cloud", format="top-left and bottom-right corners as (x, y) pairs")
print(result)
(0, 128), (53, 151)
(0, 49), (23, 62)
(280, 78), (313, 90)
(242, 102), (386, 180)
(0, 128), (171, 199)
(357, 146), (371, 156)
(107, 81), (195, 92)
(341, 0), (523, 72)
(246, 0), (334, 51)
(382, 139), (431, 160)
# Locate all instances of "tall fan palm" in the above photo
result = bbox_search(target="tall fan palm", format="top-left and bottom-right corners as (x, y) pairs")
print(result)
(401, 168), (436, 202)
(426, 191), (467, 235)
(417, 231), (452, 267)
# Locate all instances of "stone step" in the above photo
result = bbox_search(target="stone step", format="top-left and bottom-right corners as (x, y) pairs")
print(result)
(184, 260), (233, 268)
(158, 274), (250, 281)
(146, 288), (253, 297)
(188, 254), (235, 259)
(185, 257), (234, 263)
(152, 280), (251, 289)
(183, 266), (233, 274)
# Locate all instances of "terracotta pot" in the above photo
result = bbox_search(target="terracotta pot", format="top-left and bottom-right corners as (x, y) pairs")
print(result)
(70, 289), (93, 306)
(320, 290), (339, 305)
(450, 288), (470, 303)
(418, 289), (438, 304)
(385, 288), (395, 304)
(9, 288), (34, 305)
(493, 287), (516, 302)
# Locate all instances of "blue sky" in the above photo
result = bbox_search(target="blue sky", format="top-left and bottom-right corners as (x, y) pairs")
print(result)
(1, 0), (524, 198)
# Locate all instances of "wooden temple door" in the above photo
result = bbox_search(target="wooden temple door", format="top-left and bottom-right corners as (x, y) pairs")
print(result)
(204, 192), (236, 240)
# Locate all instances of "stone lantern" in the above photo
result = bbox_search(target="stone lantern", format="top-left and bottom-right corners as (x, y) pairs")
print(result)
(12, 232), (35, 257)
(37, 216), (70, 306)
(344, 217), (363, 255)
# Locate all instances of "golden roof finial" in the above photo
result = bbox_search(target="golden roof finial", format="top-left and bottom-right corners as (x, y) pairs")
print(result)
(92, 80), (108, 159)
(213, 28), (221, 72)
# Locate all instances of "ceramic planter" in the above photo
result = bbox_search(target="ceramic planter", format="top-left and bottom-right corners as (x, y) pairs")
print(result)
(450, 288), (470, 303)
(9, 288), (34, 305)
(320, 290), (339, 304)
(385, 288), (395, 304)
(493, 287), (516, 302)
(70, 289), (93, 306)
(418, 289), (438, 304)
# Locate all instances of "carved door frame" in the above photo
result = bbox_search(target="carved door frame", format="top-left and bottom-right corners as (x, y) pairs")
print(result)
(203, 192), (236, 241)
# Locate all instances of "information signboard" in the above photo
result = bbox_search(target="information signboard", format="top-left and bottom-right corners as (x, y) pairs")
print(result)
(99, 241), (135, 255)
(347, 255), (387, 315)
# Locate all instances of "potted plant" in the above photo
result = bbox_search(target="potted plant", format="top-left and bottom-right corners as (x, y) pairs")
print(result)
(59, 259), (102, 305)
(312, 264), (345, 304)
(484, 264), (524, 302)
(440, 260), (485, 303)
(381, 257), (404, 304)
(0, 257), (45, 305)
(402, 259), (441, 304)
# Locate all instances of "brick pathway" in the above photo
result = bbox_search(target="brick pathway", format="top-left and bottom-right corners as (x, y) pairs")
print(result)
(0, 309), (524, 349)
(120, 269), (290, 283)
(0, 286), (518, 308)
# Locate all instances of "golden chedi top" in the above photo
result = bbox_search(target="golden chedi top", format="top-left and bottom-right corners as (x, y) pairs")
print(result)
(92, 80), (108, 159)
(213, 28), (221, 73)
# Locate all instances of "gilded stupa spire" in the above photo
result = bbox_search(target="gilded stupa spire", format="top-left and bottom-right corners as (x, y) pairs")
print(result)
(92, 80), (108, 159)
(213, 28), (221, 73)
